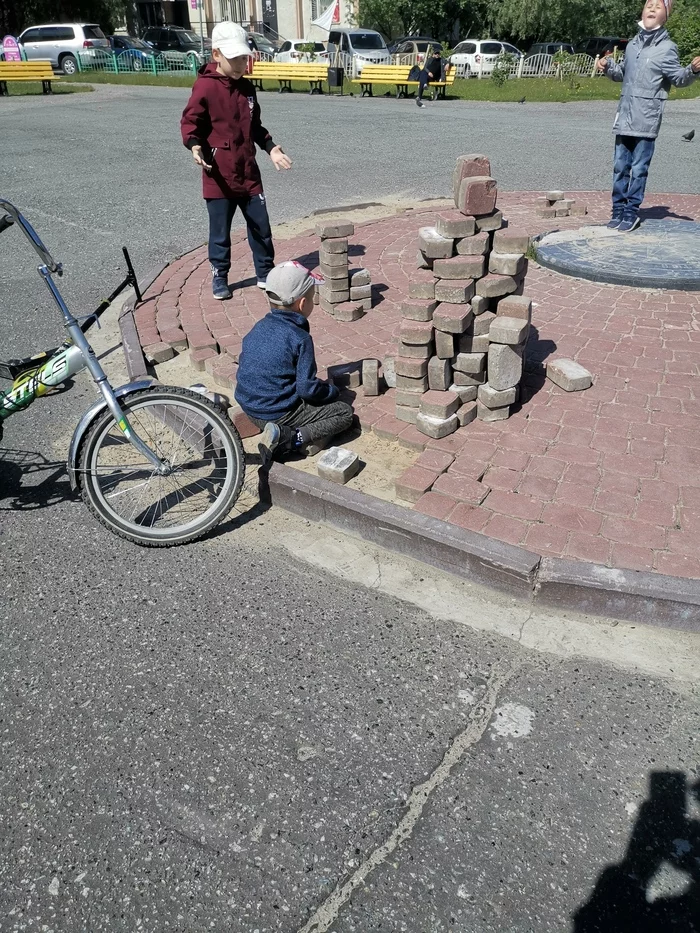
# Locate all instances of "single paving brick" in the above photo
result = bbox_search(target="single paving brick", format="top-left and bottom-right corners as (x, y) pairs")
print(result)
(418, 226), (454, 259)
(395, 386), (425, 407)
(190, 347), (218, 371)
(477, 400), (511, 421)
(493, 229), (531, 254)
(396, 373), (429, 391)
(349, 267), (371, 286)
(433, 255), (486, 280)
(475, 209), (504, 232)
(435, 279), (475, 304)
(453, 370), (486, 386)
(496, 294), (532, 321)
(328, 361), (362, 388)
(453, 351), (486, 375)
(435, 330), (455, 360)
(546, 190), (565, 202)
(317, 447), (361, 484)
(458, 400), (478, 427)
(362, 358), (380, 396)
(396, 404), (419, 425)
(489, 315), (529, 345)
(432, 471), (491, 505)
(475, 273), (518, 298)
(382, 356), (396, 388)
(478, 382), (518, 408)
(319, 249), (350, 268)
(401, 299), (438, 322)
(488, 252), (525, 276)
(319, 236), (349, 254)
(428, 356), (452, 391)
(395, 465), (439, 503)
(436, 210), (476, 238)
(470, 295), (489, 315)
(450, 383), (478, 403)
(415, 449), (455, 473)
(473, 310), (496, 336)
(416, 412), (460, 439)
(454, 233), (488, 259)
(457, 176), (498, 216)
(433, 304), (474, 334)
(400, 320), (435, 345)
(458, 332), (489, 353)
(395, 356), (429, 378)
(420, 389), (460, 419)
(398, 341), (433, 360)
(350, 284), (372, 300)
(317, 221), (354, 238)
(547, 358), (593, 391)
(408, 279), (436, 300)
(143, 342), (175, 364)
(488, 343), (523, 390)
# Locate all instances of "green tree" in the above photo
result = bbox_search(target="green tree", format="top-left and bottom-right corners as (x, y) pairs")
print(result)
(1, 0), (134, 38)
(356, 0), (491, 42)
(667, 0), (700, 63)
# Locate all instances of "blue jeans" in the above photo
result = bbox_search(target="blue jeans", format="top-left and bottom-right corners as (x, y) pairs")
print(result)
(612, 135), (655, 219)
(206, 194), (274, 280)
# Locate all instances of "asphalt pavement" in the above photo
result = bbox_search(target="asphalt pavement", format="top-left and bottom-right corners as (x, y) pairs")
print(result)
(1, 84), (699, 932)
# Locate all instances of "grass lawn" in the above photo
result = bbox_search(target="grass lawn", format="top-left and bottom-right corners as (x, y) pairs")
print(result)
(63, 72), (700, 102)
(4, 81), (92, 96)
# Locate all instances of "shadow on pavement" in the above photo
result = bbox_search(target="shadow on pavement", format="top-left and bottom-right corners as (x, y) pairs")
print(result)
(0, 448), (77, 511)
(639, 206), (695, 222)
(573, 771), (700, 932)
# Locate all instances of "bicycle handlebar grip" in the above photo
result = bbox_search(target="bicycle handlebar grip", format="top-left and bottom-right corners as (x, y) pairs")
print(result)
(0, 215), (15, 233)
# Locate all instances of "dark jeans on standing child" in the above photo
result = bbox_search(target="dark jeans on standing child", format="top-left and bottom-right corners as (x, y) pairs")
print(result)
(206, 194), (275, 281)
(417, 70), (431, 101)
(250, 399), (354, 455)
(612, 135), (655, 221)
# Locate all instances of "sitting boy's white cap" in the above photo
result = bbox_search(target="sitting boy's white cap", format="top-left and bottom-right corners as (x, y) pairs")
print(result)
(265, 261), (324, 307)
(211, 21), (252, 58)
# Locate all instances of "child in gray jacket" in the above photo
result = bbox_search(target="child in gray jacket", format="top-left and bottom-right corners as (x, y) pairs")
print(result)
(598, 0), (699, 231)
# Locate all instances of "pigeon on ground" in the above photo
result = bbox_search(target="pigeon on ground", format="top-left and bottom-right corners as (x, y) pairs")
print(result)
(518, 96), (526, 103)
(682, 129), (695, 141)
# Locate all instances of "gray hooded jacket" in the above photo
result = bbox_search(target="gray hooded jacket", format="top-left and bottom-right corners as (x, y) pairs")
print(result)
(605, 26), (696, 138)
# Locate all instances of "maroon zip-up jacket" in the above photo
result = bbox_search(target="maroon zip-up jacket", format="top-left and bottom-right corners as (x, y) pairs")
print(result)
(181, 63), (276, 199)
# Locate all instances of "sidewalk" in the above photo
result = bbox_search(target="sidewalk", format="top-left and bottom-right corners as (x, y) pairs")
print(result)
(133, 191), (700, 581)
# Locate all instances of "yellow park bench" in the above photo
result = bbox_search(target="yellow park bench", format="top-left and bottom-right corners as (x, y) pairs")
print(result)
(0, 60), (58, 96)
(351, 63), (456, 99)
(249, 61), (329, 94)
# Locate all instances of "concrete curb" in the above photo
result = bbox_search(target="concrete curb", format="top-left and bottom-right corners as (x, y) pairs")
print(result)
(268, 464), (700, 633)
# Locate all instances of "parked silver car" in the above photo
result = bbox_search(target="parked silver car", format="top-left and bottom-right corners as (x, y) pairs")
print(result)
(18, 23), (110, 75)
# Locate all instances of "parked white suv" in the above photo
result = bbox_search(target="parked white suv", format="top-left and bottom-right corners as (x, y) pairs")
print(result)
(326, 28), (390, 78)
(18, 23), (110, 75)
(275, 40), (329, 63)
(449, 39), (522, 77)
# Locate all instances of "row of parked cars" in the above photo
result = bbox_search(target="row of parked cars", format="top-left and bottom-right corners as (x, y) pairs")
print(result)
(12, 22), (629, 77)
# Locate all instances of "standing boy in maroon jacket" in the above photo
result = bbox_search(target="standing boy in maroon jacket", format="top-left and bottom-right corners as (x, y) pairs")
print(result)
(181, 22), (292, 300)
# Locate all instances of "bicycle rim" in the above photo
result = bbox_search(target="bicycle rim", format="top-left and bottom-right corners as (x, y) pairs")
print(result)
(79, 388), (244, 545)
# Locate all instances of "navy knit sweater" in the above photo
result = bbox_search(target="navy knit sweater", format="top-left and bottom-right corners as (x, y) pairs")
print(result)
(234, 308), (339, 421)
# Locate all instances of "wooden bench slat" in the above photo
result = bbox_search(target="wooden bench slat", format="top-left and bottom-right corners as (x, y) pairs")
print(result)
(0, 60), (57, 96)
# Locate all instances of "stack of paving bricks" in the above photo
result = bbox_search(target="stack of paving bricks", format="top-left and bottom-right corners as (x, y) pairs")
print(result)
(534, 190), (587, 219)
(316, 220), (372, 323)
(393, 153), (534, 439)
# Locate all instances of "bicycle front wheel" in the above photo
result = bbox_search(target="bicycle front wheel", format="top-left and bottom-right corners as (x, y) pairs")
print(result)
(77, 386), (245, 546)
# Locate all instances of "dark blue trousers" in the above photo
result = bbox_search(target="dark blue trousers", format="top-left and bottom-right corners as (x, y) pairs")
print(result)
(612, 135), (655, 220)
(206, 194), (275, 281)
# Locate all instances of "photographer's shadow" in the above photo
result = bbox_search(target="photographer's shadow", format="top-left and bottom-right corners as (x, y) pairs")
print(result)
(0, 448), (76, 511)
(573, 771), (700, 932)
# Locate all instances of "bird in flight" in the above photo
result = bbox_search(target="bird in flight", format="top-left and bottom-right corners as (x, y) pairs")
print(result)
(682, 129), (695, 141)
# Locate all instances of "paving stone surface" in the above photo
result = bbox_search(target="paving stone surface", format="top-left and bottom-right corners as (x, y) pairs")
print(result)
(133, 191), (700, 580)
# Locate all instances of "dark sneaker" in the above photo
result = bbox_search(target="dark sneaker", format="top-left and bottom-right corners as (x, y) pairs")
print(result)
(258, 422), (280, 464)
(617, 216), (640, 233)
(606, 216), (623, 230)
(415, 98), (424, 107)
(212, 274), (231, 300)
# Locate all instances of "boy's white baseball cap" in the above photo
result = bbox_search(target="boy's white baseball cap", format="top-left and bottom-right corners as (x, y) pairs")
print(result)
(211, 21), (252, 59)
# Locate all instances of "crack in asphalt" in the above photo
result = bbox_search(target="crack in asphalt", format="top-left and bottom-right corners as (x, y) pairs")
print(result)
(296, 659), (518, 933)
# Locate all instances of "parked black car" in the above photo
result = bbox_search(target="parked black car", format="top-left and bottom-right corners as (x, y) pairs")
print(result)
(575, 36), (628, 57)
(141, 25), (212, 60)
(387, 35), (437, 55)
(527, 41), (575, 56)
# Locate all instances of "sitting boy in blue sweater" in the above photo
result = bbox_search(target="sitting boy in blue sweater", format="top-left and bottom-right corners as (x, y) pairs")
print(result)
(235, 261), (354, 459)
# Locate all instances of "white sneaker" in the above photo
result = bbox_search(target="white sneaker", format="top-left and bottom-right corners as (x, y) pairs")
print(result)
(258, 422), (280, 461)
(257, 279), (267, 289)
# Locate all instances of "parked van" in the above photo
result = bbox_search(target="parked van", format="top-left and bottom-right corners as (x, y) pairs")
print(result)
(18, 23), (110, 74)
(326, 27), (390, 77)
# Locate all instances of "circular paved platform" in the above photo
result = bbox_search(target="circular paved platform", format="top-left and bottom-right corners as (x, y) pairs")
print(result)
(535, 219), (700, 290)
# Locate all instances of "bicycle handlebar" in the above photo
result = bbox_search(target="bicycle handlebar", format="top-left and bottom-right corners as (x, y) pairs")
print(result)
(0, 199), (61, 274)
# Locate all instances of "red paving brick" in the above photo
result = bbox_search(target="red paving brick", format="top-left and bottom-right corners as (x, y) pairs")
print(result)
(134, 191), (700, 580)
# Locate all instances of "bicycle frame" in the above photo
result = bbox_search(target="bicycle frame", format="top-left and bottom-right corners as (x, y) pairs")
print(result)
(0, 198), (167, 474)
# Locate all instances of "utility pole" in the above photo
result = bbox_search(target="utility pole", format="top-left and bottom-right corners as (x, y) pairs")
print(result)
(199, 0), (204, 56)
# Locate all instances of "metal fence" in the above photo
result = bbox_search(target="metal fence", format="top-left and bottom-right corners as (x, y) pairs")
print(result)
(450, 52), (599, 80)
(76, 48), (274, 76)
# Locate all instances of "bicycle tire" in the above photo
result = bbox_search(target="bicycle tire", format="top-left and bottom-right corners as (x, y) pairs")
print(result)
(77, 386), (245, 546)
